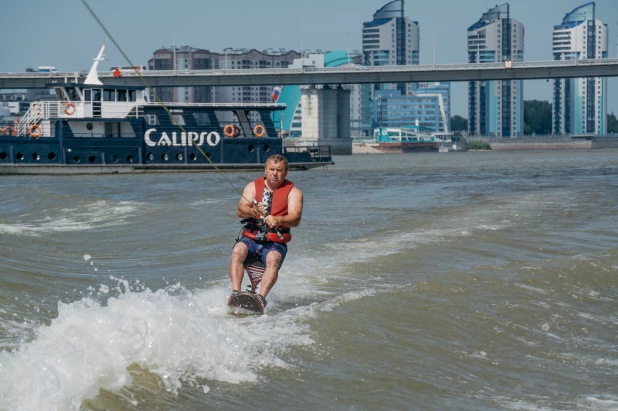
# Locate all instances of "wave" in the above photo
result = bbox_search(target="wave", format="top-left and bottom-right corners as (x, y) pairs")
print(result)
(0, 277), (313, 410)
(0, 200), (139, 236)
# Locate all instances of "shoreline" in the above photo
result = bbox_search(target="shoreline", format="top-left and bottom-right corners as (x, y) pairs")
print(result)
(351, 136), (618, 153)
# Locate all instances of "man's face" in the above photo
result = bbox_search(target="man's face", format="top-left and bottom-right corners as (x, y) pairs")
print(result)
(264, 160), (288, 187)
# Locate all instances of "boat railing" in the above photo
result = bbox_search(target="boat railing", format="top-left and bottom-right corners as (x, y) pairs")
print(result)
(18, 103), (48, 136)
(17, 101), (143, 136)
(21, 101), (142, 121)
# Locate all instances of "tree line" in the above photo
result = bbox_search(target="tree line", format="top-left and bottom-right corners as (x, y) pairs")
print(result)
(450, 101), (618, 135)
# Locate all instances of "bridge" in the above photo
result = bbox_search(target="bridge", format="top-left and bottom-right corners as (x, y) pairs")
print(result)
(1, 59), (617, 89)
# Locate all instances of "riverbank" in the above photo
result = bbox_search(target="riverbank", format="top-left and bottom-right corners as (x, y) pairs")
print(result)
(352, 136), (618, 153)
(474, 135), (618, 151)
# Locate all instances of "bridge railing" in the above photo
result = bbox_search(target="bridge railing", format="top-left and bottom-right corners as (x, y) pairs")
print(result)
(2, 58), (617, 79)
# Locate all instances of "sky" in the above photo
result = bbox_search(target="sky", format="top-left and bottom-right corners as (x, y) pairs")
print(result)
(1, 0), (617, 117)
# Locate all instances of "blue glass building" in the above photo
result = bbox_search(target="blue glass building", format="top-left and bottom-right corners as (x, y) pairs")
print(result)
(372, 89), (449, 133)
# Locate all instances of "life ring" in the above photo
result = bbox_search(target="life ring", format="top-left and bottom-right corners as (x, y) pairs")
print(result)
(64, 102), (76, 116)
(223, 124), (235, 138)
(1, 126), (11, 136)
(28, 124), (41, 139)
(253, 124), (265, 138)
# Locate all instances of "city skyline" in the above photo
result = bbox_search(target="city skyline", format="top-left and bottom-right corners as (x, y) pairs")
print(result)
(1, 0), (617, 118)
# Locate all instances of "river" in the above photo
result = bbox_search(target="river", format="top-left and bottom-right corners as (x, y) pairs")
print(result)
(1, 150), (617, 410)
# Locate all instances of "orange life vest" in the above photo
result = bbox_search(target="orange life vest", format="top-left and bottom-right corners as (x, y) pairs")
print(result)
(241, 177), (294, 243)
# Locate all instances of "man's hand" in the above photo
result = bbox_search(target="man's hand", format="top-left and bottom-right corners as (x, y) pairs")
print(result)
(255, 202), (267, 217)
(253, 200), (266, 220)
(263, 215), (277, 228)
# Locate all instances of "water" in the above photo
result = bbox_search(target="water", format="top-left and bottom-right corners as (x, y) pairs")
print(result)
(1, 150), (618, 410)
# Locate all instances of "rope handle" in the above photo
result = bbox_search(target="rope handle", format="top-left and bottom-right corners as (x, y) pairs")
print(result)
(253, 200), (284, 240)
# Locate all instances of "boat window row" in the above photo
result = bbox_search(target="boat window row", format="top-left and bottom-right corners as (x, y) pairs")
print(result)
(0, 151), (56, 161)
(82, 89), (138, 102)
(0, 142), (271, 165)
(144, 112), (268, 130)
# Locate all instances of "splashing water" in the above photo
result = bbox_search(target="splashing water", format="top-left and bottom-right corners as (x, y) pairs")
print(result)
(0, 279), (314, 410)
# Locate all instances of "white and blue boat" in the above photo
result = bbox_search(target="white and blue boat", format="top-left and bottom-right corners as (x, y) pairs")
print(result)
(368, 125), (440, 153)
(0, 45), (333, 174)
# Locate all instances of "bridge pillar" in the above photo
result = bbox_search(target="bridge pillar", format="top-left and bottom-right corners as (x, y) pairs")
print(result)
(294, 85), (352, 155)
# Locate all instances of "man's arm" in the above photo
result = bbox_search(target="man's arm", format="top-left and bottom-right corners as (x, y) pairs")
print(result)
(236, 182), (260, 219)
(266, 187), (303, 228)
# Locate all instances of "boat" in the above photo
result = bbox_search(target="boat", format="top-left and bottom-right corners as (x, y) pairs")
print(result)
(0, 45), (333, 175)
(367, 126), (440, 153)
(352, 123), (460, 154)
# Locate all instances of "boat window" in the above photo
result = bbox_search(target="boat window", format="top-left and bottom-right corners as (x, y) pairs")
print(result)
(93, 89), (102, 101)
(117, 90), (127, 102)
(170, 114), (185, 126)
(192, 113), (211, 126)
(85, 90), (91, 101)
(215, 110), (238, 125)
(103, 89), (115, 102)
(105, 122), (121, 137)
(66, 87), (79, 101)
(128, 90), (136, 102)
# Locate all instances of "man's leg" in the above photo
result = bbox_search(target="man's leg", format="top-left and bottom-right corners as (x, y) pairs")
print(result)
(258, 250), (283, 298)
(229, 241), (249, 292)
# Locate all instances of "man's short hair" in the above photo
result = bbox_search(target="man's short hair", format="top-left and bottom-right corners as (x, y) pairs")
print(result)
(265, 154), (288, 170)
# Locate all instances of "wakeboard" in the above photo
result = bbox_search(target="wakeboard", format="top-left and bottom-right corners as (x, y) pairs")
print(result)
(228, 291), (264, 314)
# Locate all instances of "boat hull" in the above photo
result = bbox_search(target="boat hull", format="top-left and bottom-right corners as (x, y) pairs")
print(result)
(0, 120), (333, 174)
(0, 161), (332, 175)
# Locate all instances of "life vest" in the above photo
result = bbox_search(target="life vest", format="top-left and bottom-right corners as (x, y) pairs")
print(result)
(241, 177), (294, 243)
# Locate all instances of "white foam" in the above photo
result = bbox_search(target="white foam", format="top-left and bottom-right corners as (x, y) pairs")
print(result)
(595, 358), (618, 367)
(0, 281), (313, 410)
(0, 200), (138, 236)
(581, 396), (618, 410)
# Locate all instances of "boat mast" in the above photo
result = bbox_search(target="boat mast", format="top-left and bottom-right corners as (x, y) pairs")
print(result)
(84, 44), (106, 86)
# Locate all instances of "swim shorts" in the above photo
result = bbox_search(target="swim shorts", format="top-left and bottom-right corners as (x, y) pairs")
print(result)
(235, 236), (288, 268)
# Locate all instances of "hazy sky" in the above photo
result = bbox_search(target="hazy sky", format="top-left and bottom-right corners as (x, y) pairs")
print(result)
(1, 0), (617, 116)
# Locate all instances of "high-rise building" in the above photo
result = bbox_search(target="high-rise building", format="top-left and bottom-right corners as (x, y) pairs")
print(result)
(552, 2), (608, 135)
(148, 46), (216, 104)
(359, 0), (420, 137)
(467, 3), (524, 137)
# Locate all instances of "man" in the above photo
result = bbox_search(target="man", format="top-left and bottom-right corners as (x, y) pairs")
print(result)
(228, 154), (303, 309)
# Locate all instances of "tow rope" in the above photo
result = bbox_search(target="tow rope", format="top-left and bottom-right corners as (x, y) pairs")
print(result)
(80, 0), (247, 201)
(81, 0), (285, 239)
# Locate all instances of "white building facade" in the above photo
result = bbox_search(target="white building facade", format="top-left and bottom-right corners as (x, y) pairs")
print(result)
(552, 2), (608, 135)
(467, 3), (524, 137)
(359, 0), (420, 137)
